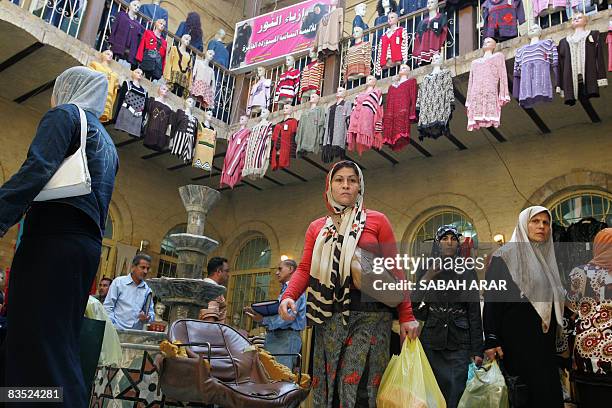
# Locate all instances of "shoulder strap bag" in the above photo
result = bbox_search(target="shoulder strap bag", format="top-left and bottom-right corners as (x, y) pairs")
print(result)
(34, 106), (91, 201)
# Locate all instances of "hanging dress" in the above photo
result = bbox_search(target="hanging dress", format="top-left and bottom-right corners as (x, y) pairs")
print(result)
(169, 110), (198, 163)
(347, 88), (384, 155)
(247, 77), (272, 114)
(322, 100), (352, 163)
(193, 123), (217, 171)
(142, 98), (173, 151)
(163, 46), (192, 96)
(191, 58), (216, 108)
(271, 118), (299, 170)
(416, 69), (455, 140)
(220, 128), (251, 188)
(114, 81), (148, 137)
(242, 121), (273, 179)
(383, 78), (417, 151)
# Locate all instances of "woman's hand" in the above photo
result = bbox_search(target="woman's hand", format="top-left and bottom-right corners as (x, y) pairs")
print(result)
(279, 298), (296, 321)
(484, 346), (504, 361)
(400, 320), (421, 345)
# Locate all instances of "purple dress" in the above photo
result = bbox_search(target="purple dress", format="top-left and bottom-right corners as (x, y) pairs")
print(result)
(108, 11), (144, 64)
(513, 39), (558, 108)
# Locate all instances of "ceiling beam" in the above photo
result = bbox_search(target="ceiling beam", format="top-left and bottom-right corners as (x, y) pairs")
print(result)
(301, 156), (328, 174)
(375, 148), (399, 165)
(345, 154), (367, 170)
(0, 42), (44, 73)
(13, 79), (55, 104)
(579, 98), (601, 123)
(409, 139), (432, 157)
(191, 172), (221, 181)
(281, 168), (308, 182)
(141, 149), (170, 160)
(115, 138), (140, 148)
(506, 74), (551, 134)
(263, 175), (284, 186)
(167, 163), (191, 171)
(445, 133), (467, 150)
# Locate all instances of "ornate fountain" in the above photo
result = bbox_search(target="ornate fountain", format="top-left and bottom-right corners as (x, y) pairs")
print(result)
(146, 185), (225, 323)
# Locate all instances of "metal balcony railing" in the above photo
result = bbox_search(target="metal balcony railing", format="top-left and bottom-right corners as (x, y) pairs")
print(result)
(23, 0), (88, 38)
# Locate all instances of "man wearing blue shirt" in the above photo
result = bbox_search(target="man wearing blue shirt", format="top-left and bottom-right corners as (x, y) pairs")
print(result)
(246, 259), (306, 370)
(104, 254), (155, 330)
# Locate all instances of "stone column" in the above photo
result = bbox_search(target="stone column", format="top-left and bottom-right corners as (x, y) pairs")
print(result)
(77, 0), (106, 48)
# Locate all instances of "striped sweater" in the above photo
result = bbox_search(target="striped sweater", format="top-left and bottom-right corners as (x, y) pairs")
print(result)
(274, 68), (301, 103)
(299, 61), (324, 101)
(242, 121), (273, 179)
(376, 27), (408, 76)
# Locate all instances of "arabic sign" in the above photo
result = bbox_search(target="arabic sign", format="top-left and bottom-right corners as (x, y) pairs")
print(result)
(229, 0), (336, 71)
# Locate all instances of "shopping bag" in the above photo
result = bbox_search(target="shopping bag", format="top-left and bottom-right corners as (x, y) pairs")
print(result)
(376, 338), (446, 408)
(458, 361), (509, 408)
(466, 362), (477, 385)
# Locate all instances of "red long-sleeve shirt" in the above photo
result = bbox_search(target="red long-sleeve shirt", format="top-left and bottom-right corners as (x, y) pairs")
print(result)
(136, 30), (167, 71)
(282, 209), (415, 323)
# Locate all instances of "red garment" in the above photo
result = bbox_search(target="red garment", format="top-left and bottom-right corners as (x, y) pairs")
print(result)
(347, 88), (384, 155)
(136, 30), (168, 70)
(271, 118), (298, 170)
(376, 27), (408, 75)
(383, 79), (417, 151)
(282, 210), (415, 323)
(412, 13), (448, 64)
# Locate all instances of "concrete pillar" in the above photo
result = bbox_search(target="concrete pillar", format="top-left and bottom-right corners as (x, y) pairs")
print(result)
(78, 0), (106, 48)
(457, 6), (477, 55)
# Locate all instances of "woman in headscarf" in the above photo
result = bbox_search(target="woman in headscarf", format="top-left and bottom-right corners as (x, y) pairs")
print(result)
(0, 66), (118, 407)
(279, 160), (420, 407)
(483, 206), (565, 407)
(301, 3), (328, 38)
(566, 228), (612, 407)
(412, 225), (483, 408)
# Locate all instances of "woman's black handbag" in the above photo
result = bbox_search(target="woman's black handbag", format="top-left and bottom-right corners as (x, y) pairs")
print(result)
(498, 360), (529, 407)
(140, 39), (163, 79)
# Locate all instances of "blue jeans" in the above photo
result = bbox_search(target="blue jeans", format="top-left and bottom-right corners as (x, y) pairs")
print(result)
(264, 329), (302, 371)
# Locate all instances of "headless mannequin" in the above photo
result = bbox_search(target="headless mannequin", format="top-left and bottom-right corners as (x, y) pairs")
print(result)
(277, 56), (296, 108)
(482, 37), (496, 60)
(250, 66), (268, 115)
(383, 12), (402, 68)
(431, 53), (442, 74)
(428, 0), (438, 20)
(302, 50), (320, 101)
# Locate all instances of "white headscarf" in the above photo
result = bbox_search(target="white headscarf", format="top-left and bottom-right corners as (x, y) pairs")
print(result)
(52, 66), (108, 118)
(494, 206), (565, 332)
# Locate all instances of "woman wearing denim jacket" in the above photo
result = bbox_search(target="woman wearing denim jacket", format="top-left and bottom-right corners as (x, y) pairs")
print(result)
(412, 225), (484, 408)
(0, 66), (118, 407)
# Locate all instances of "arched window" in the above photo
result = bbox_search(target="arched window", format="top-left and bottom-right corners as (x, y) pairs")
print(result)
(410, 208), (478, 257)
(227, 235), (273, 331)
(158, 224), (187, 278)
(549, 191), (612, 227)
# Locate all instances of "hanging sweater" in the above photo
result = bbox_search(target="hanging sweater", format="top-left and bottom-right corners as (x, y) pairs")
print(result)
(299, 61), (324, 101)
(466, 53), (510, 131)
(271, 118), (299, 170)
(108, 11), (144, 64)
(347, 88), (384, 155)
(375, 26), (408, 76)
(193, 123), (216, 171)
(322, 100), (352, 163)
(275, 68), (301, 103)
(136, 30), (167, 70)
(315, 7), (344, 58)
(557, 30), (608, 106)
(416, 69), (454, 140)
(513, 39), (558, 108)
(412, 12), (449, 64)
(114, 81), (148, 137)
(296, 106), (326, 155)
(142, 98), (173, 151)
(247, 77), (272, 113)
(169, 110), (198, 163)
(344, 41), (372, 81)
(163, 46), (192, 89)
(482, 0), (525, 40)
(383, 78), (417, 151)
(220, 128), (250, 189)
(242, 121), (273, 179)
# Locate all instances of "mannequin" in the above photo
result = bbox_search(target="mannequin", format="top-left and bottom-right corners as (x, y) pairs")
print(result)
(315, 0), (344, 58)
(243, 108), (273, 179)
(466, 38), (509, 131)
(513, 24), (557, 108)
(412, 0), (448, 64)
(375, 12), (408, 75)
(108, 0), (144, 65)
(139, 0), (169, 29)
(143, 84), (173, 151)
(136, 18), (167, 80)
(147, 302), (168, 332)
(247, 66), (271, 115)
(557, 13), (608, 106)
(271, 104), (299, 170)
(482, 0), (525, 41)
(384, 64), (417, 150)
(193, 111), (217, 171)
(164, 34), (192, 97)
(322, 87), (352, 163)
(296, 93), (325, 156)
(88, 50), (119, 123)
(416, 53), (455, 140)
(375, 0), (398, 26)
(352, 2), (370, 42)
(345, 26), (372, 81)
(300, 50), (324, 101)
(221, 115), (251, 188)
(114, 68), (148, 137)
(191, 50), (217, 109)
(275, 56), (300, 108)
(170, 97), (199, 163)
(207, 28), (230, 68)
(176, 12), (204, 51)
(347, 75), (384, 155)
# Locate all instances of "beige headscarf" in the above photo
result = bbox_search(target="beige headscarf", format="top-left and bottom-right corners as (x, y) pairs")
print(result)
(494, 206), (565, 333)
